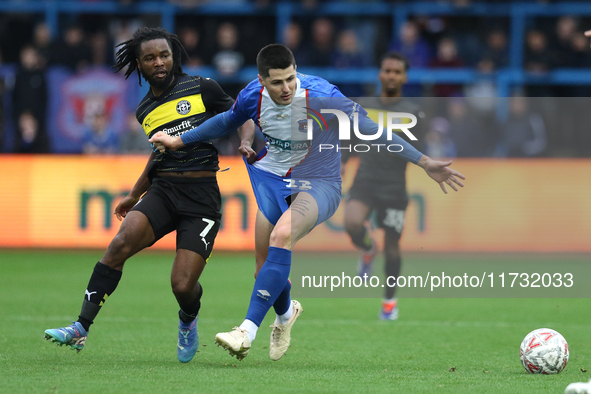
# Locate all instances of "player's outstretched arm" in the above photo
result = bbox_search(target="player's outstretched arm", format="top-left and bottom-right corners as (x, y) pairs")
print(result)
(149, 110), (244, 153)
(237, 119), (257, 164)
(416, 155), (466, 194)
(356, 115), (423, 164)
(357, 115), (465, 192)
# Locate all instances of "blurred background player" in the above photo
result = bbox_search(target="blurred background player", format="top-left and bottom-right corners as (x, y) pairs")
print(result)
(43, 27), (253, 364)
(342, 53), (424, 320)
(150, 44), (465, 361)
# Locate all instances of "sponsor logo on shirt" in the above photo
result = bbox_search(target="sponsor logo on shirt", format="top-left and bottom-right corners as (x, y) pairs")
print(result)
(266, 135), (311, 151)
(161, 120), (193, 137)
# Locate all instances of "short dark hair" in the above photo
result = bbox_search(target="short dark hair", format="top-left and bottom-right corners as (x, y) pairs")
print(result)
(112, 27), (187, 85)
(256, 44), (296, 78)
(380, 52), (410, 71)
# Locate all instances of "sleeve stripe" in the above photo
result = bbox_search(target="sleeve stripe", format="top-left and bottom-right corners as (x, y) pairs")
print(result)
(256, 87), (264, 130)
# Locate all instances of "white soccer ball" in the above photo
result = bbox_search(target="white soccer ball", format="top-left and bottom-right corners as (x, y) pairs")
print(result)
(520, 328), (569, 374)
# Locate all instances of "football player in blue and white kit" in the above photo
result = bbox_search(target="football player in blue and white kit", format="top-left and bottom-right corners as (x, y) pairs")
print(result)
(150, 44), (465, 361)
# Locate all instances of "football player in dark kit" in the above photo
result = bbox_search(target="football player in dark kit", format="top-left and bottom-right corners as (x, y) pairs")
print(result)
(343, 52), (425, 321)
(44, 27), (254, 363)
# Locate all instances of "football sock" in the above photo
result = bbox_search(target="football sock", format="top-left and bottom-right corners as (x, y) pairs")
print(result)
(78, 262), (122, 331)
(275, 299), (294, 325)
(382, 298), (397, 313)
(362, 231), (373, 251)
(349, 226), (372, 251)
(178, 282), (203, 323)
(239, 319), (258, 342)
(273, 279), (292, 316)
(384, 254), (402, 300)
(244, 247), (291, 329)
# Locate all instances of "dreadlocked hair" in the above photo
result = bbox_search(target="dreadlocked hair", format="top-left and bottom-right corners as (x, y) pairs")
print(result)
(112, 27), (188, 85)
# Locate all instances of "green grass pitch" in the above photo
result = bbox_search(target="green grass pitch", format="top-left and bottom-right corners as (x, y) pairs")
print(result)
(0, 249), (589, 393)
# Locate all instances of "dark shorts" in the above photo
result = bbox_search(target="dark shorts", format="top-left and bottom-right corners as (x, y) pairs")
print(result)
(347, 180), (408, 238)
(130, 176), (221, 260)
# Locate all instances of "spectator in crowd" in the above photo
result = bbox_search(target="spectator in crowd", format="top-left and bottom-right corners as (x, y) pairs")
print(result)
(52, 25), (91, 72)
(570, 32), (591, 68)
(563, 33), (591, 97)
(82, 112), (119, 154)
(179, 26), (204, 67)
(283, 22), (310, 66)
(498, 96), (547, 157)
(332, 29), (367, 69)
(465, 58), (498, 105)
(90, 31), (114, 67)
(524, 30), (554, 96)
(15, 110), (50, 153)
(430, 37), (464, 97)
(331, 29), (367, 96)
(12, 45), (48, 139)
(119, 113), (151, 154)
(388, 21), (430, 68)
(32, 22), (51, 67)
(447, 97), (487, 157)
(307, 18), (335, 66)
(424, 117), (456, 159)
(524, 30), (552, 73)
(110, 18), (144, 63)
(212, 22), (244, 76)
(480, 29), (509, 70)
(553, 16), (577, 68)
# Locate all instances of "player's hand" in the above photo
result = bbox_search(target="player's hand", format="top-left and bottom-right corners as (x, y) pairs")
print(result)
(418, 155), (466, 194)
(148, 131), (184, 153)
(114, 195), (140, 221)
(239, 142), (257, 164)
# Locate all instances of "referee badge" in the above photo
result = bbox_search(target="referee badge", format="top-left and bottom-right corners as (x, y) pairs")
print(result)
(176, 100), (191, 115)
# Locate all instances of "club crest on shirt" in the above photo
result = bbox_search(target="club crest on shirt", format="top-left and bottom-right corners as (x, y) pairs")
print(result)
(297, 118), (309, 133)
(176, 100), (191, 115)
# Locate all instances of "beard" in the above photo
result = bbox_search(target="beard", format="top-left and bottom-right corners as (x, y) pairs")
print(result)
(143, 70), (174, 90)
(383, 85), (401, 96)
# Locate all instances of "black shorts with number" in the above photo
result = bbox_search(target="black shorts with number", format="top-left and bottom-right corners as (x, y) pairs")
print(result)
(347, 180), (408, 239)
(130, 176), (222, 260)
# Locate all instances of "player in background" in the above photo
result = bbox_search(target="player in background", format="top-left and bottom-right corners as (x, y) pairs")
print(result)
(44, 27), (253, 363)
(149, 44), (465, 362)
(342, 53), (422, 320)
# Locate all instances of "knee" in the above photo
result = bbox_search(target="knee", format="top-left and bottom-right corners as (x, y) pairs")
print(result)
(344, 215), (364, 235)
(171, 277), (194, 297)
(269, 225), (291, 249)
(103, 235), (134, 269)
(110, 235), (130, 253)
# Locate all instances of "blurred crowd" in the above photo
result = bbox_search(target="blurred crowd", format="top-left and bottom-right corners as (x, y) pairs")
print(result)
(1, 1), (591, 157)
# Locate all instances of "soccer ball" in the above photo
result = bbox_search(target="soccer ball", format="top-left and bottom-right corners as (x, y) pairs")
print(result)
(519, 328), (569, 374)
